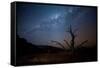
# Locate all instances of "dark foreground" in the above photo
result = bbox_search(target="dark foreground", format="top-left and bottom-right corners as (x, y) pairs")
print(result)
(15, 36), (97, 66)
(16, 46), (97, 66)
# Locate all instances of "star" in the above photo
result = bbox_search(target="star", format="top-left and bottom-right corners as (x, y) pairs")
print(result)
(68, 8), (73, 13)
(51, 13), (60, 20)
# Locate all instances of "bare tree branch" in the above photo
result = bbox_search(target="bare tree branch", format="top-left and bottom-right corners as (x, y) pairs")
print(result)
(51, 40), (66, 49)
(69, 25), (75, 49)
(78, 40), (88, 47)
(64, 39), (71, 48)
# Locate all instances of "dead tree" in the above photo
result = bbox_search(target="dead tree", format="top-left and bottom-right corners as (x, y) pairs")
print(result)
(66, 25), (76, 52)
(51, 25), (88, 53)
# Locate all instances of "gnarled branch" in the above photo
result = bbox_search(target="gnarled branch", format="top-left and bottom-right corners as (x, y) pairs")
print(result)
(51, 40), (66, 49)
(64, 39), (71, 48)
(78, 40), (88, 47)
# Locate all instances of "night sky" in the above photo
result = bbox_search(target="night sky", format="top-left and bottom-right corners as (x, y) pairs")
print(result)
(16, 3), (97, 47)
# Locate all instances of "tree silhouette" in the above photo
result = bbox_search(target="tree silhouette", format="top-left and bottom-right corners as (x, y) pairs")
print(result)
(51, 25), (88, 53)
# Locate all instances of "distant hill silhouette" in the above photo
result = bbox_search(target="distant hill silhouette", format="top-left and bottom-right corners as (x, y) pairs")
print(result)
(16, 35), (38, 58)
(16, 35), (65, 58)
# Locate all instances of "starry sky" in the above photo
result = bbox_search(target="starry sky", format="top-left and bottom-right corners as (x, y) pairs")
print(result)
(16, 3), (97, 47)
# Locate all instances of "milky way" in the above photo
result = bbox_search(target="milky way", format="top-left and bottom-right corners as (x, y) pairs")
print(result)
(16, 3), (97, 46)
